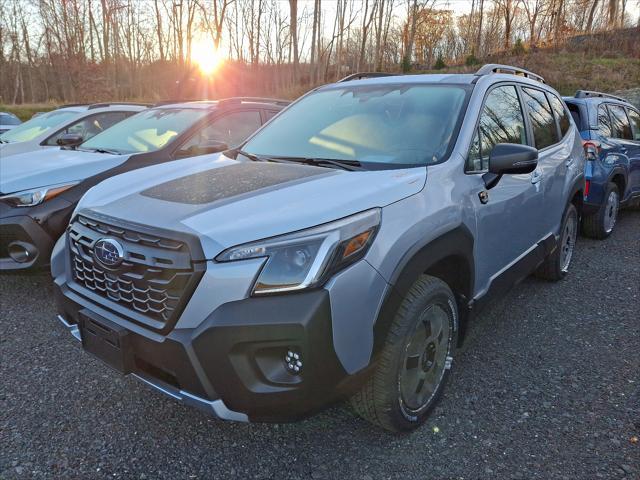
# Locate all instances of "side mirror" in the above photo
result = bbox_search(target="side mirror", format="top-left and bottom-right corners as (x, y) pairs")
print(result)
(57, 133), (84, 149)
(199, 140), (229, 154)
(482, 143), (538, 189)
(175, 140), (230, 159)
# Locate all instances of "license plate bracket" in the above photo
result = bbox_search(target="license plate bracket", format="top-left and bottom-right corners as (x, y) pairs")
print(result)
(79, 310), (133, 374)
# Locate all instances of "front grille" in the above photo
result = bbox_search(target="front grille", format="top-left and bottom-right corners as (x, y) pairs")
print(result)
(68, 213), (203, 330)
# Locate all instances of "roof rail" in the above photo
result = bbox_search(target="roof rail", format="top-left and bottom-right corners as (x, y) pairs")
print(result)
(338, 72), (398, 82)
(574, 90), (628, 103)
(152, 99), (188, 107)
(87, 102), (152, 110)
(475, 64), (545, 84)
(217, 97), (291, 107)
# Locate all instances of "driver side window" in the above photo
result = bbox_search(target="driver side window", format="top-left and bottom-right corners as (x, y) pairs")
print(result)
(466, 85), (528, 172)
(45, 111), (130, 146)
(175, 110), (262, 158)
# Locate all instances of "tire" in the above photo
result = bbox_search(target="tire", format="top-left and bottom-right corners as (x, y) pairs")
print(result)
(350, 275), (458, 432)
(582, 182), (620, 239)
(535, 203), (578, 281)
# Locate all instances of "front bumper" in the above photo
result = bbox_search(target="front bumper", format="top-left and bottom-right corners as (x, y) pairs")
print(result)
(54, 281), (359, 422)
(0, 198), (74, 271)
(57, 314), (248, 421)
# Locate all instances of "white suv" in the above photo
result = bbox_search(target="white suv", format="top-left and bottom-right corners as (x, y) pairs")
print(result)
(0, 103), (147, 158)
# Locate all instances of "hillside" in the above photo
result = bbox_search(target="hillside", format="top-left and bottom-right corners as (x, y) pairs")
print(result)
(423, 27), (640, 104)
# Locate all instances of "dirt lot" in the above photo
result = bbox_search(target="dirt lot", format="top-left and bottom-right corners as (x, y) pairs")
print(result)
(1, 211), (638, 480)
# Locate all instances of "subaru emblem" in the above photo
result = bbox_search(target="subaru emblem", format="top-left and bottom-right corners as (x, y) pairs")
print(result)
(93, 238), (124, 267)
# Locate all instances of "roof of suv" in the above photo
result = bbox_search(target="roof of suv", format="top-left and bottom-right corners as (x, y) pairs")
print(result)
(325, 64), (551, 90)
(154, 98), (290, 110)
(563, 90), (632, 106)
(53, 102), (151, 113)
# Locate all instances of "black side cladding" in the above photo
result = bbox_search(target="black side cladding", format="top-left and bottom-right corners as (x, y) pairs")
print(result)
(140, 162), (328, 205)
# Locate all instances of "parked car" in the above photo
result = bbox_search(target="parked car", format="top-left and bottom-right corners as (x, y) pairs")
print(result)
(0, 112), (22, 134)
(564, 90), (640, 238)
(0, 103), (147, 158)
(53, 65), (584, 432)
(0, 98), (288, 271)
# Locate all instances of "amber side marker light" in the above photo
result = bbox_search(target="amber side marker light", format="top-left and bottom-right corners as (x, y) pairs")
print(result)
(343, 230), (374, 259)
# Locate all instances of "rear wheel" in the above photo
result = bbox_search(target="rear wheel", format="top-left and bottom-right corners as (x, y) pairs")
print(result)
(535, 203), (578, 281)
(350, 275), (457, 432)
(582, 182), (619, 239)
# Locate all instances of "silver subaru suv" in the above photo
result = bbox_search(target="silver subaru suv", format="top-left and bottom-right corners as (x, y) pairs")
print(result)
(53, 65), (585, 432)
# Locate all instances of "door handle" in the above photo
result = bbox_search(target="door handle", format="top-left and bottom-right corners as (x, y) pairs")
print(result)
(531, 169), (543, 184)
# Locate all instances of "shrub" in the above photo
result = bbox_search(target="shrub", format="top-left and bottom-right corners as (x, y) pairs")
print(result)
(513, 38), (526, 55)
(465, 53), (480, 66)
(434, 54), (446, 70)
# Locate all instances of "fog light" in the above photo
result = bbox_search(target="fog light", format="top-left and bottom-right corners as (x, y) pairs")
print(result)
(285, 349), (303, 374)
(8, 242), (36, 264)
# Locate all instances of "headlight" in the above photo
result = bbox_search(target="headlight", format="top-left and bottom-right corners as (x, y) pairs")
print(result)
(0, 182), (78, 207)
(216, 209), (381, 295)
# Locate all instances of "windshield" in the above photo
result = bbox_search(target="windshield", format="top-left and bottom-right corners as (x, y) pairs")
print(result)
(0, 110), (78, 143)
(80, 108), (208, 154)
(0, 114), (21, 125)
(243, 84), (468, 167)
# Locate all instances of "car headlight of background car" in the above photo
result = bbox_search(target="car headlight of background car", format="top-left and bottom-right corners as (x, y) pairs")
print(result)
(216, 208), (381, 295)
(0, 182), (78, 208)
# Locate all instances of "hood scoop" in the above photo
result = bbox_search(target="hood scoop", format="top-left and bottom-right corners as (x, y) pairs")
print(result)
(140, 161), (330, 205)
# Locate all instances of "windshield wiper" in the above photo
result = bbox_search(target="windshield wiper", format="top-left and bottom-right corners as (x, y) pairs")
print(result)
(91, 148), (121, 155)
(0, 139), (9, 144)
(234, 149), (264, 162)
(268, 156), (364, 171)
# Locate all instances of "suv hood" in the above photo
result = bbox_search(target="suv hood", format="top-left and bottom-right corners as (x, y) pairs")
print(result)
(0, 148), (131, 194)
(78, 153), (427, 259)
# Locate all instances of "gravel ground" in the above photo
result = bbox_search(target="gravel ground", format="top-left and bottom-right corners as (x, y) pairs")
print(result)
(1, 210), (639, 480)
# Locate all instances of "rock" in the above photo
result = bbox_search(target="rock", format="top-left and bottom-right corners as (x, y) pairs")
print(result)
(620, 465), (633, 474)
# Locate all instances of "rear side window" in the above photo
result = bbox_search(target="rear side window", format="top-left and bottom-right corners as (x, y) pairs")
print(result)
(597, 105), (612, 137)
(522, 87), (559, 149)
(608, 105), (633, 140)
(548, 94), (571, 137)
(627, 109), (640, 141)
(467, 85), (527, 172)
(567, 103), (582, 129)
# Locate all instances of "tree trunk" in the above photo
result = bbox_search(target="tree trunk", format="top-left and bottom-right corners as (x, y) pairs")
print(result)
(374, 0), (385, 70)
(402, 0), (418, 72)
(288, 0), (299, 83)
(476, 0), (484, 56)
(310, 0), (319, 83)
(154, 0), (165, 61)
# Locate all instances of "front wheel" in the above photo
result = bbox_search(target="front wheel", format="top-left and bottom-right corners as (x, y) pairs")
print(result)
(350, 275), (458, 432)
(535, 203), (578, 281)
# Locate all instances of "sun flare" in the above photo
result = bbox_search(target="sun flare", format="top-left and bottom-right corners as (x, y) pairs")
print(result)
(191, 39), (225, 75)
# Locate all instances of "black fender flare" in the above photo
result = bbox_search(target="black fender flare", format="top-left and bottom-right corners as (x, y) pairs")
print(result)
(372, 225), (475, 355)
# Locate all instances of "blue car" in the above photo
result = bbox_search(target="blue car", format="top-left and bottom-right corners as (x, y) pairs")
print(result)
(564, 91), (640, 238)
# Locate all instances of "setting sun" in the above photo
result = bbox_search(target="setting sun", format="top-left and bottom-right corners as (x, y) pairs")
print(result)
(191, 38), (225, 75)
